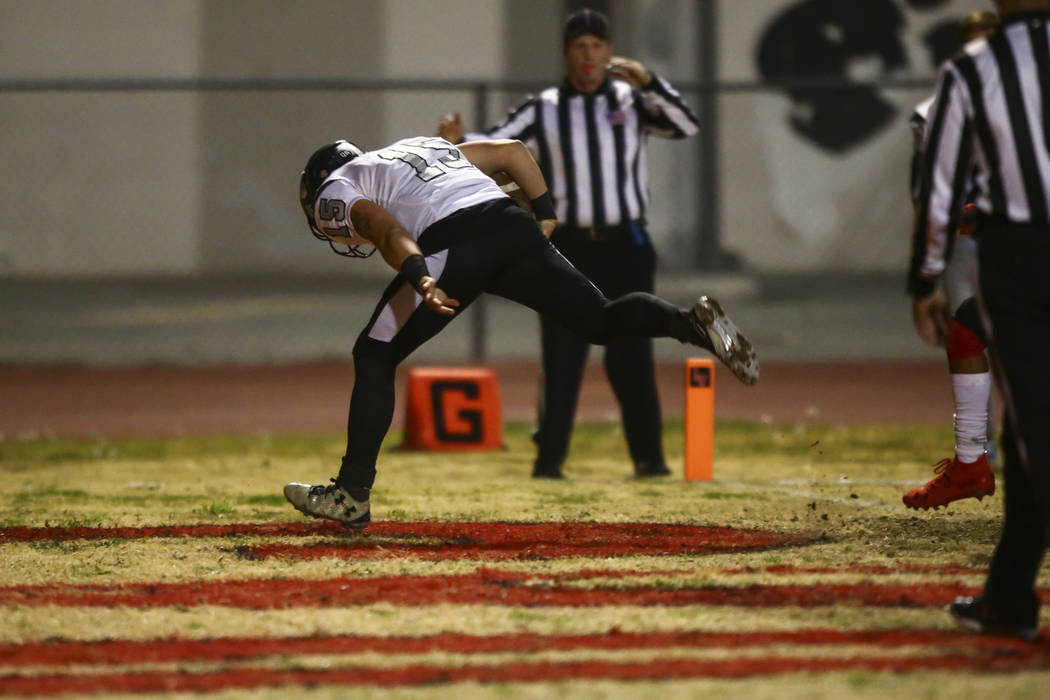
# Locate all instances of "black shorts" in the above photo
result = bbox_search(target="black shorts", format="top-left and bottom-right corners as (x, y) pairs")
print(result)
(353, 198), (607, 364)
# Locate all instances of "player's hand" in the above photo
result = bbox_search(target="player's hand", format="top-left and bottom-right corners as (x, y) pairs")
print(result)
(436, 112), (465, 144)
(537, 219), (556, 239)
(912, 289), (949, 347)
(607, 57), (652, 87)
(418, 277), (460, 316)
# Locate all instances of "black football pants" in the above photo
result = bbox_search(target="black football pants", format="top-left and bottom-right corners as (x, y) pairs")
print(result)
(338, 200), (684, 489)
(977, 222), (1050, 626)
(535, 226), (664, 472)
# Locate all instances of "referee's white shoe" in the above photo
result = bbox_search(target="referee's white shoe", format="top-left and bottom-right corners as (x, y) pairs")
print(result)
(689, 296), (759, 386)
(283, 479), (371, 531)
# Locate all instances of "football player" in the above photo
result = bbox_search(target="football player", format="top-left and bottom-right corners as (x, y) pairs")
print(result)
(905, 11), (1000, 511)
(284, 136), (758, 530)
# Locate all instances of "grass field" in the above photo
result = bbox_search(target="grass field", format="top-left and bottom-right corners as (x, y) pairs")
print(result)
(1, 420), (1048, 698)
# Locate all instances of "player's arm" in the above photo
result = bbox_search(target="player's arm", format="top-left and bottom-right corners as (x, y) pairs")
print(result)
(909, 67), (972, 345)
(909, 203), (950, 346)
(348, 199), (459, 315)
(458, 139), (557, 237)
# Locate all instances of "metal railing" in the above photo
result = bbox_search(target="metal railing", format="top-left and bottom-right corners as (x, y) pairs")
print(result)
(1, 73), (937, 360)
(0, 75), (939, 93)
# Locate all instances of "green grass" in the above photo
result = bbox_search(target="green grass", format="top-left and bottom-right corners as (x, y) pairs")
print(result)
(0, 419), (1045, 700)
(197, 500), (237, 517)
(0, 433), (341, 464)
(0, 419), (983, 558)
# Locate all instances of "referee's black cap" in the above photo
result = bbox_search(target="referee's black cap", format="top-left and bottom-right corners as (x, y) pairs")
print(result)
(564, 8), (610, 43)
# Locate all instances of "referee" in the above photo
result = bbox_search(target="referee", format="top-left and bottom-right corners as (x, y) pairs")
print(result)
(911, 0), (1050, 639)
(437, 8), (702, 479)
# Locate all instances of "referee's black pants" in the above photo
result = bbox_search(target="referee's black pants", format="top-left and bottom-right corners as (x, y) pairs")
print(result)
(977, 222), (1050, 627)
(534, 224), (665, 473)
(337, 200), (685, 490)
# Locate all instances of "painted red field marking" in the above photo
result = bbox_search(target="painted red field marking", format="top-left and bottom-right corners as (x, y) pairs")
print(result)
(0, 522), (990, 571)
(0, 521), (809, 559)
(3, 648), (1050, 696)
(721, 563), (987, 576)
(1, 629), (1042, 667)
(6, 568), (1040, 608)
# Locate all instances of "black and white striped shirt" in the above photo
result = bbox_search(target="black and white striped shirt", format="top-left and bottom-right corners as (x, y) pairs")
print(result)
(910, 10), (1050, 297)
(466, 75), (699, 229)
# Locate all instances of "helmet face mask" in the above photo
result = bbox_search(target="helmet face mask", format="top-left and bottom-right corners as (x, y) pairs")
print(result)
(324, 238), (373, 258)
(299, 140), (375, 258)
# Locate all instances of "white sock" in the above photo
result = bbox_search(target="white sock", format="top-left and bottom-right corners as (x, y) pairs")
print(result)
(952, 372), (991, 463)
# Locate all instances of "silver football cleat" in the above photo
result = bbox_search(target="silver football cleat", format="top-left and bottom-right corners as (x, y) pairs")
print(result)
(283, 479), (370, 531)
(690, 296), (759, 386)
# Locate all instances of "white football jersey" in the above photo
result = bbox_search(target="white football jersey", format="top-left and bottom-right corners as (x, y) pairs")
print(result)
(312, 137), (507, 245)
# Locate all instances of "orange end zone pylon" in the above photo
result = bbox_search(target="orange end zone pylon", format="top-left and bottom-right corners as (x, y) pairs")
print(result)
(402, 367), (503, 451)
(684, 358), (715, 481)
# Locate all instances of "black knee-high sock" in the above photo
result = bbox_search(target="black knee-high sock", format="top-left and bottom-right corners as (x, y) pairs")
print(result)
(665, 305), (713, 351)
(337, 351), (397, 490)
(602, 292), (681, 340)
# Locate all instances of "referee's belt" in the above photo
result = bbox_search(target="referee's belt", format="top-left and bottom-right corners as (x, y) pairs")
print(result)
(557, 220), (643, 242)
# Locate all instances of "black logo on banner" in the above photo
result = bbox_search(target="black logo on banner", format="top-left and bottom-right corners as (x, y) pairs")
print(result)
(756, 0), (907, 152)
(755, 0), (959, 153)
(430, 380), (483, 443)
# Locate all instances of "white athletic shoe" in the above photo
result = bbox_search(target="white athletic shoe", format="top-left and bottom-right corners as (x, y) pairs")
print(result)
(690, 296), (760, 386)
(283, 479), (370, 531)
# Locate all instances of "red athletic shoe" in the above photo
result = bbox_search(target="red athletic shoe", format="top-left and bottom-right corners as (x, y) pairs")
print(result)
(903, 455), (995, 510)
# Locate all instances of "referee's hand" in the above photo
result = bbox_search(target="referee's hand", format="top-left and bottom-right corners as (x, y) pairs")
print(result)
(911, 290), (949, 347)
(607, 57), (652, 87)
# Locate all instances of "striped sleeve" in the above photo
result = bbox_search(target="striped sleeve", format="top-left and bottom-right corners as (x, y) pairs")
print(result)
(908, 97), (934, 205)
(635, 74), (699, 138)
(908, 64), (975, 297)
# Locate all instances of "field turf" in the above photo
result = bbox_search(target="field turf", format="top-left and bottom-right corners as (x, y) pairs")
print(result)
(1, 420), (1048, 698)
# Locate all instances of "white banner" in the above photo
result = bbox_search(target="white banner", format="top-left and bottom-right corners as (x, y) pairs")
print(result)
(719, 0), (991, 271)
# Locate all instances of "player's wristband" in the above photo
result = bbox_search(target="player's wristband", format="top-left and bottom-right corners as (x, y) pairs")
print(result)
(400, 254), (430, 292)
(530, 192), (556, 222)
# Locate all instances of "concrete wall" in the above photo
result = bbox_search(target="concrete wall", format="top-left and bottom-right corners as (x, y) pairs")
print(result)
(1, 0), (202, 275)
(195, 1), (386, 273)
(0, 0), (997, 277)
(0, 0), (521, 276)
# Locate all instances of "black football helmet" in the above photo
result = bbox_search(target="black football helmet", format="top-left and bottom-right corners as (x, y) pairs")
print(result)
(298, 140), (374, 258)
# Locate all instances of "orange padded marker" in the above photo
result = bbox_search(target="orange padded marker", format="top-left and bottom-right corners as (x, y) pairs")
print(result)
(684, 358), (715, 481)
(402, 367), (502, 451)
